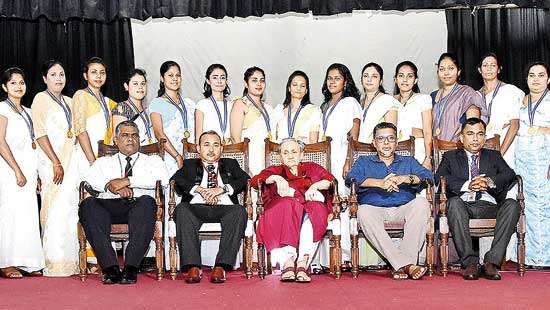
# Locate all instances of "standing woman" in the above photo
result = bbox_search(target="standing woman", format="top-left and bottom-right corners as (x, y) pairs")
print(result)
(477, 53), (524, 168)
(112, 68), (154, 145)
(0, 67), (45, 278)
(195, 64), (232, 143)
(275, 70), (322, 143)
(72, 57), (117, 171)
(394, 61), (433, 168)
(358, 62), (400, 143)
(149, 61), (195, 175)
(230, 66), (282, 176)
(32, 60), (80, 276)
(431, 52), (488, 142)
(515, 62), (550, 267)
(318, 63), (362, 270)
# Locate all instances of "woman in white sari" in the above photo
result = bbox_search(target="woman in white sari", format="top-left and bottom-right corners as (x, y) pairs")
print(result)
(231, 66), (282, 176)
(0, 68), (45, 278)
(31, 61), (80, 276)
(358, 62), (400, 143)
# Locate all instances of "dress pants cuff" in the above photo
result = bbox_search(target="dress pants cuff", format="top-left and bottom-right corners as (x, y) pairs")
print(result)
(462, 256), (479, 268)
(214, 263), (234, 271)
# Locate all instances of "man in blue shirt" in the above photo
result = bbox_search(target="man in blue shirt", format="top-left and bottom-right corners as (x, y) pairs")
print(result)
(346, 122), (433, 280)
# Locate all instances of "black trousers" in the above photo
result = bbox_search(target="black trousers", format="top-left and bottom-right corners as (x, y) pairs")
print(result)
(175, 202), (247, 271)
(79, 196), (157, 269)
(447, 196), (520, 267)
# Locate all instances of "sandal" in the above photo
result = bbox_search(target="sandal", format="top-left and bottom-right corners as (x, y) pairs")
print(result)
(19, 269), (43, 277)
(391, 268), (408, 280)
(404, 264), (427, 280)
(295, 267), (311, 283)
(280, 266), (296, 282)
(0, 267), (23, 279)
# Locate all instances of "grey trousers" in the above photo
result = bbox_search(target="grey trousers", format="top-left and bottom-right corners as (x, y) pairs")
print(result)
(357, 197), (430, 270)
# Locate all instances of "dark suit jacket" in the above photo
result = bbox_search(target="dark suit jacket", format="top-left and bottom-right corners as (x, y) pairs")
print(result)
(435, 148), (516, 204)
(170, 158), (250, 205)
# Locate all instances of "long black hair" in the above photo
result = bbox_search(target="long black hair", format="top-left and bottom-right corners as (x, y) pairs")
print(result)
(242, 66), (265, 97)
(157, 60), (181, 97)
(361, 62), (386, 94)
(203, 63), (231, 98)
(321, 63), (360, 110)
(283, 70), (311, 108)
(393, 60), (421, 95)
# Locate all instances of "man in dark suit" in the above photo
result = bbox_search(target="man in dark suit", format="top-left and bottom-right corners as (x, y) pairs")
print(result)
(436, 117), (519, 280)
(171, 130), (249, 284)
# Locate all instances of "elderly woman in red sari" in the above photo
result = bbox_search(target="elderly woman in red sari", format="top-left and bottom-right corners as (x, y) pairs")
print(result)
(251, 138), (335, 283)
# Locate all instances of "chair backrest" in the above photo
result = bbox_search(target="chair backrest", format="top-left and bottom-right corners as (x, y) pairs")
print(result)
(347, 136), (415, 166)
(181, 138), (250, 175)
(433, 135), (500, 171)
(97, 139), (165, 158)
(264, 137), (332, 172)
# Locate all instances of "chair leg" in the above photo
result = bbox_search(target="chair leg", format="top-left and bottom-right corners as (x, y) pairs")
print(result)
(517, 230), (526, 277)
(257, 244), (266, 279)
(154, 220), (164, 281)
(440, 232), (449, 277)
(426, 231), (435, 276)
(333, 235), (342, 279)
(244, 236), (253, 279)
(77, 223), (87, 282)
(351, 234), (359, 278)
(267, 252), (273, 275)
(169, 236), (178, 280)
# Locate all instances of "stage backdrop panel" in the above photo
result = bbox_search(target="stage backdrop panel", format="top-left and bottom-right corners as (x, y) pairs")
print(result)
(132, 10), (447, 107)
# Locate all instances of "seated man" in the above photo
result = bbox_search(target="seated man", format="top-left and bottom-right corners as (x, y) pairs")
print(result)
(346, 122), (433, 280)
(250, 138), (335, 283)
(79, 120), (169, 285)
(436, 117), (519, 280)
(171, 130), (249, 284)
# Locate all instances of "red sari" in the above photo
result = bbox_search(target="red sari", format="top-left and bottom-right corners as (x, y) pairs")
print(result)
(250, 162), (335, 252)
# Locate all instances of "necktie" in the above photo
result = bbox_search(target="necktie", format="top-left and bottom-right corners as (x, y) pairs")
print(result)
(125, 156), (133, 177)
(206, 164), (217, 188)
(470, 154), (481, 200)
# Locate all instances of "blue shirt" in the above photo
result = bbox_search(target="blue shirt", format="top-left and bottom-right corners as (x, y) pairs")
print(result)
(345, 154), (433, 208)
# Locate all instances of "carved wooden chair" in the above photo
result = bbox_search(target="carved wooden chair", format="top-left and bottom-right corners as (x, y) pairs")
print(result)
(256, 137), (343, 279)
(434, 135), (526, 277)
(77, 140), (166, 281)
(167, 138), (254, 280)
(345, 136), (436, 277)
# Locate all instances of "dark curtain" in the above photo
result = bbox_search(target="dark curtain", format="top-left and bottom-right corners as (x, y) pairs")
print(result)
(446, 8), (550, 91)
(1, 1), (549, 22)
(0, 16), (135, 107)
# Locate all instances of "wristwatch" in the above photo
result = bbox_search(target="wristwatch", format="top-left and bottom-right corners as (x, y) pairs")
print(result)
(409, 174), (415, 184)
(222, 184), (229, 194)
(486, 177), (496, 189)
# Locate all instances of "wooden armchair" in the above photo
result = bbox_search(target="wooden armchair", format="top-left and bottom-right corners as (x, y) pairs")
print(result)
(257, 137), (343, 279)
(434, 135), (526, 276)
(345, 136), (436, 277)
(167, 138), (254, 280)
(77, 140), (166, 281)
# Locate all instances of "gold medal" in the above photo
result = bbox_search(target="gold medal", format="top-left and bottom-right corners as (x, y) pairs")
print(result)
(32, 141), (36, 150)
(321, 134), (326, 141)
(486, 123), (493, 132)
(398, 131), (403, 141)
(184, 130), (191, 139)
(528, 126), (536, 135)
(67, 129), (73, 139)
(267, 133), (272, 141)
(435, 128), (441, 136)
(148, 138), (153, 144)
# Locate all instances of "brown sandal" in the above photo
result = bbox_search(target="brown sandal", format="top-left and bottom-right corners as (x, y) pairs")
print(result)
(280, 266), (296, 282)
(295, 267), (311, 283)
(392, 268), (409, 280)
(0, 267), (23, 279)
(19, 269), (43, 277)
(404, 264), (427, 280)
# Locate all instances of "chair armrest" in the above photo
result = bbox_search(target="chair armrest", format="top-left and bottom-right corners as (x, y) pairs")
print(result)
(155, 180), (164, 222)
(438, 176), (448, 216)
(516, 175), (525, 213)
(168, 180), (177, 221)
(256, 180), (265, 217)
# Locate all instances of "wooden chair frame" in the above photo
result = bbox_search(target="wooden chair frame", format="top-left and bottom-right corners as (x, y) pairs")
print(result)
(77, 140), (166, 281)
(345, 136), (437, 277)
(257, 137), (343, 279)
(167, 138), (254, 280)
(433, 135), (526, 277)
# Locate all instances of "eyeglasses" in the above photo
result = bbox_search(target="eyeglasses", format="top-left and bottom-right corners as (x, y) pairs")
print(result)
(374, 135), (397, 143)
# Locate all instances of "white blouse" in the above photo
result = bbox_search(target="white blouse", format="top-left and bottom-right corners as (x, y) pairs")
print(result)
(195, 97), (234, 140)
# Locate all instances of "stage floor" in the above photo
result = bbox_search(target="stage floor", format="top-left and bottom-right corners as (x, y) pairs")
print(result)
(1, 270), (548, 310)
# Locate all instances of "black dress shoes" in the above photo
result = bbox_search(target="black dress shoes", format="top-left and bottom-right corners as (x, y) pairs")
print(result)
(120, 265), (139, 284)
(463, 264), (480, 280)
(139, 257), (157, 273)
(102, 266), (122, 285)
(482, 262), (502, 280)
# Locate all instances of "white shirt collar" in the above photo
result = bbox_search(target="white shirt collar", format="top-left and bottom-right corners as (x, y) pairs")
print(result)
(118, 152), (140, 161)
